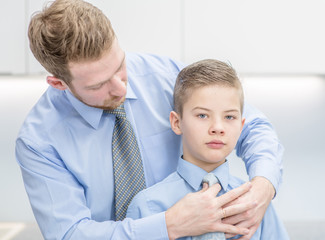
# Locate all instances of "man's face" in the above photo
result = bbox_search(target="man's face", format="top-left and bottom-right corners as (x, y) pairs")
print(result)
(68, 38), (127, 110)
(172, 85), (245, 172)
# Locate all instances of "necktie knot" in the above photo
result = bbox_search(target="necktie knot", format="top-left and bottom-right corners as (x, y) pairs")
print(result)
(193, 173), (226, 239)
(106, 104), (126, 119)
(202, 172), (220, 187)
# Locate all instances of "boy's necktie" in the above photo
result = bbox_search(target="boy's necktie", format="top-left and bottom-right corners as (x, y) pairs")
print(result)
(192, 173), (226, 240)
(106, 103), (146, 221)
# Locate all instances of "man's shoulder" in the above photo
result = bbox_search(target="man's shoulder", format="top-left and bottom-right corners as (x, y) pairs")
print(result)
(17, 87), (74, 142)
(126, 52), (185, 75)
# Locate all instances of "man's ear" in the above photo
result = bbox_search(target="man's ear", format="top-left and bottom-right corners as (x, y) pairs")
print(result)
(170, 111), (182, 135)
(46, 76), (69, 90)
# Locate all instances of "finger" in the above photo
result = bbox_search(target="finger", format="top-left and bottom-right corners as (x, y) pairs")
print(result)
(199, 182), (209, 193)
(216, 182), (252, 207)
(225, 233), (250, 239)
(225, 220), (259, 239)
(216, 223), (249, 236)
(236, 235), (251, 240)
(222, 207), (254, 225)
(205, 182), (222, 195)
(236, 224), (259, 240)
(221, 201), (257, 220)
(225, 222), (249, 239)
(225, 233), (236, 238)
(223, 213), (246, 225)
(222, 195), (241, 208)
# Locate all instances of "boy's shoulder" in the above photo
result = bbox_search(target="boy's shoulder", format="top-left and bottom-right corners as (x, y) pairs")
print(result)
(127, 171), (186, 218)
(137, 171), (183, 197)
(127, 168), (189, 218)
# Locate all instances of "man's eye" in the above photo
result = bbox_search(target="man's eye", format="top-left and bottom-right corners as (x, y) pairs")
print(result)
(90, 84), (104, 90)
(225, 115), (235, 120)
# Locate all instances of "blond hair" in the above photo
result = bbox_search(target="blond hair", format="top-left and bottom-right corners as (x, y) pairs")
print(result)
(174, 59), (244, 116)
(28, 0), (115, 84)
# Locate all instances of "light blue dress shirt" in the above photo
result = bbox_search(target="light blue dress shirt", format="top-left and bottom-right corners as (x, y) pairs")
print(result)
(16, 52), (284, 239)
(127, 159), (290, 240)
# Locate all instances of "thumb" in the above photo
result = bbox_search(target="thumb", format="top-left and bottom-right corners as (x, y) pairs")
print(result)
(199, 182), (209, 193)
(206, 183), (222, 196)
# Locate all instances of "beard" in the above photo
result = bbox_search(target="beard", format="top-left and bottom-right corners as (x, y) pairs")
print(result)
(100, 96), (126, 110)
(69, 87), (126, 110)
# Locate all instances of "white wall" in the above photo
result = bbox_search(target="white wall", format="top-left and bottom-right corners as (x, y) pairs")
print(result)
(1, 0), (325, 224)
(184, 0), (325, 74)
(1, 0), (325, 74)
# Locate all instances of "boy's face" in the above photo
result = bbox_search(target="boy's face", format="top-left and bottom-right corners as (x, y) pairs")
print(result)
(170, 85), (245, 172)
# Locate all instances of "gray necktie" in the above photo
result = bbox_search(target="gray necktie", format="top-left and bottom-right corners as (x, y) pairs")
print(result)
(192, 173), (226, 240)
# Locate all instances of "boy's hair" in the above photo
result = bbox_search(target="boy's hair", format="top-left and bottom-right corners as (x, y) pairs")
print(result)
(28, 0), (115, 84)
(174, 59), (244, 116)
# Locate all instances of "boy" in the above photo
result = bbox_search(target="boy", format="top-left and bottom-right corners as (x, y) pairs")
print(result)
(126, 59), (289, 239)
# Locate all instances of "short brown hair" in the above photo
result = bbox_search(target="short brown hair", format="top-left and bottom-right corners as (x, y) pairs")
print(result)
(174, 59), (244, 116)
(28, 0), (115, 84)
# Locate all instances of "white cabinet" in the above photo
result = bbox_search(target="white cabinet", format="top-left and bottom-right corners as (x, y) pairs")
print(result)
(78, 0), (183, 61)
(0, 2), (26, 74)
(24, 0), (183, 75)
(1, 0), (325, 75)
(26, 0), (49, 74)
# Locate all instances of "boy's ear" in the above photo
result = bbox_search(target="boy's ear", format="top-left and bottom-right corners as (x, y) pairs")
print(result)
(170, 111), (182, 135)
(46, 76), (69, 90)
(241, 117), (246, 131)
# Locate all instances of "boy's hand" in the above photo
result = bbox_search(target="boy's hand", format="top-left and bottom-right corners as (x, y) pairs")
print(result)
(165, 182), (255, 240)
(222, 176), (275, 239)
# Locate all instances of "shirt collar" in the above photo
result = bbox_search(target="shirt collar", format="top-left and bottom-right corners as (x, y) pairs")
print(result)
(177, 157), (230, 192)
(65, 81), (137, 129)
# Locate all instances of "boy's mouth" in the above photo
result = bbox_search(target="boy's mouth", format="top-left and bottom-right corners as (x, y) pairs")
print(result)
(206, 140), (225, 149)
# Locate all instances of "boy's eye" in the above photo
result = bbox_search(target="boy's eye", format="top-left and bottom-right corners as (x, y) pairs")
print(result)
(225, 115), (235, 120)
(198, 114), (207, 119)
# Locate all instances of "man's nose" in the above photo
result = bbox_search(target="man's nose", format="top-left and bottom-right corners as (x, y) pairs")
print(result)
(109, 75), (126, 97)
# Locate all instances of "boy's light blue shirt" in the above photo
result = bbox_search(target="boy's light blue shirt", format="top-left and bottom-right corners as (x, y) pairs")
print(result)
(127, 159), (290, 240)
(16, 52), (284, 239)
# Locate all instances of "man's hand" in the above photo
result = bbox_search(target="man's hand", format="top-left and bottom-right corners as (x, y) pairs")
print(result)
(165, 182), (255, 240)
(222, 176), (275, 239)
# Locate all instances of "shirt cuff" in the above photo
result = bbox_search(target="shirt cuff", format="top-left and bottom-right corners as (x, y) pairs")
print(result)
(132, 212), (169, 240)
(248, 160), (282, 197)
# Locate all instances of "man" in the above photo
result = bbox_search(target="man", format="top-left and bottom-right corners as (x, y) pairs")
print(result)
(16, 0), (283, 239)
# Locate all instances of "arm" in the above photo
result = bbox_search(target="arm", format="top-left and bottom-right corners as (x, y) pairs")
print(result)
(16, 138), (168, 240)
(223, 103), (284, 239)
(237, 103), (284, 191)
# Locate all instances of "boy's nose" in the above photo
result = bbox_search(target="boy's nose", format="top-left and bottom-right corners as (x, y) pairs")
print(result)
(209, 121), (225, 135)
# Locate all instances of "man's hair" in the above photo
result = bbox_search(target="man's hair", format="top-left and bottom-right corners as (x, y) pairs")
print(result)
(28, 0), (115, 84)
(174, 59), (244, 116)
